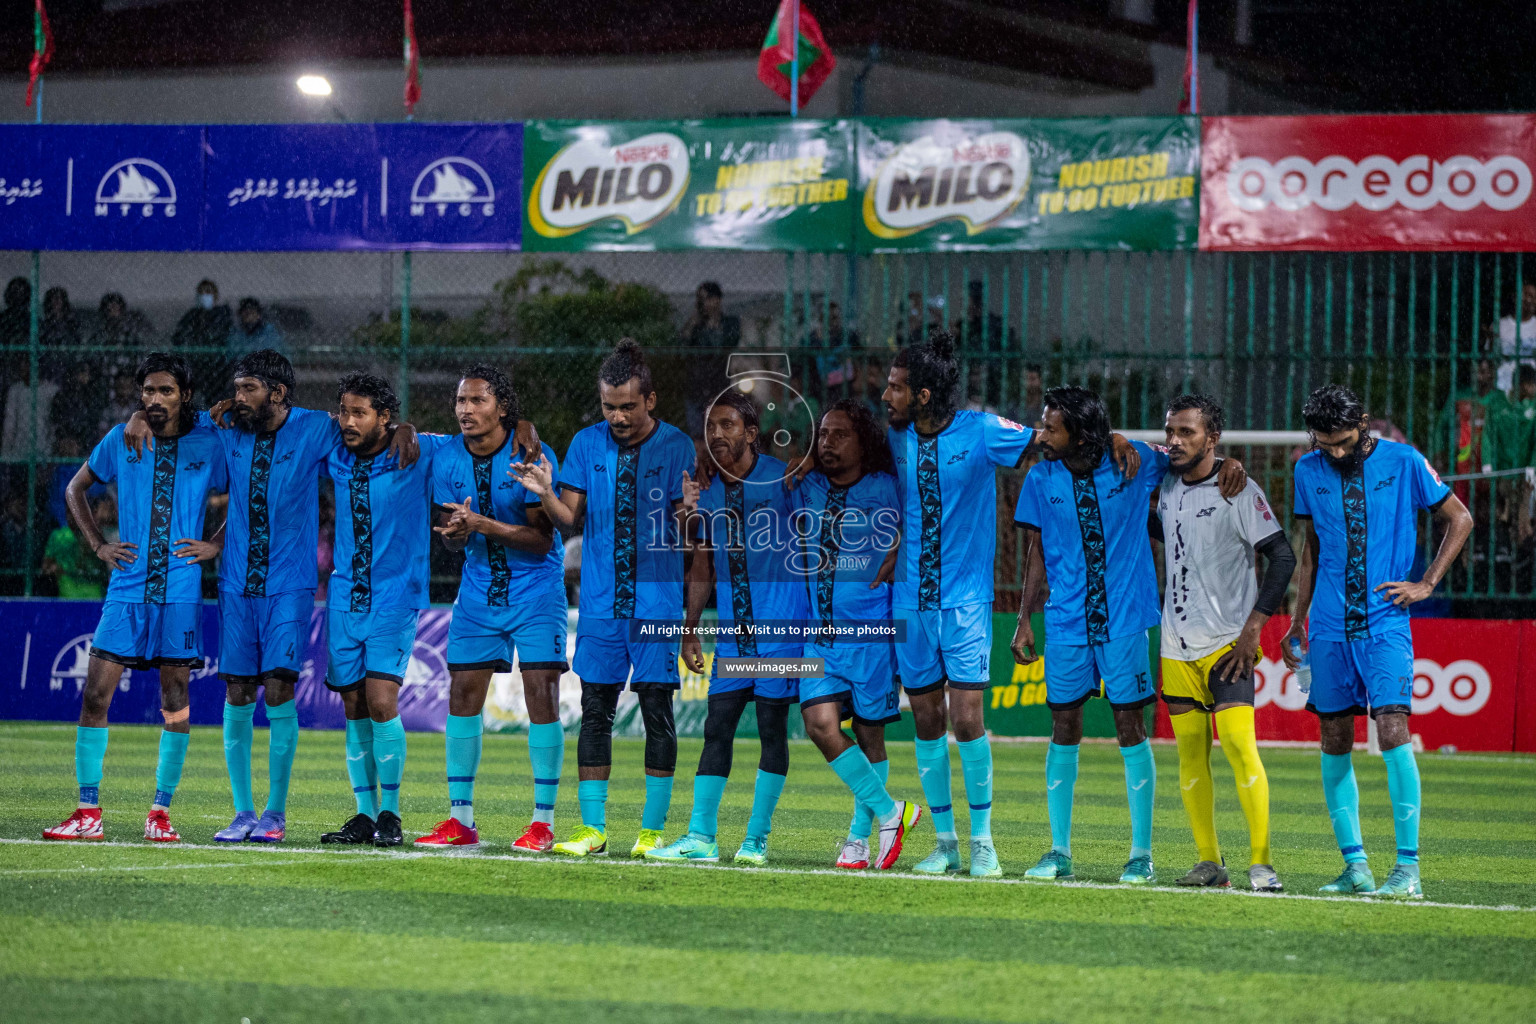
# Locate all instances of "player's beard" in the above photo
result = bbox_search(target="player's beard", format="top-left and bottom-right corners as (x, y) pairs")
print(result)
(1321, 433), (1372, 474)
(232, 396), (276, 432)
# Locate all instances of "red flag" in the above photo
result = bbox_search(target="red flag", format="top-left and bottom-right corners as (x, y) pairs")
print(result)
(403, 0), (421, 116)
(1179, 0), (1198, 115)
(26, 0), (53, 109)
(757, 1), (836, 109)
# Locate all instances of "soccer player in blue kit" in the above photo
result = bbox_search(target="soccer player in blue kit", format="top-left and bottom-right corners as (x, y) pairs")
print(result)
(318, 372), (454, 848)
(795, 400), (923, 871)
(1281, 385), (1471, 899)
(1012, 385), (1245, 884)
(515, 340), (695, 858)
(881, 332), (1038, 877)
(415, 365), (569, 851)
(45, 353), (227, 843)
(647, 392), (808, 865)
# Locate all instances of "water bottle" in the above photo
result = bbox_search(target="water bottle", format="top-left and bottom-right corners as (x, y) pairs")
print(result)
(1289, 637), (1312, 694)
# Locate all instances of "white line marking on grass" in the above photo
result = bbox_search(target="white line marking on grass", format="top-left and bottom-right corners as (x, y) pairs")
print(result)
(0, 858), (312, 876)
(1, 838), (1530, 913)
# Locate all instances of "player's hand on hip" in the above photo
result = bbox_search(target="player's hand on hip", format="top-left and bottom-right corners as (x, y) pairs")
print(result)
(1214, 628), (1261, 683)
(173, 537), (221, 565)
(1279, 620), (1306, 670)
(681, 632), (706, 675)
(1375, 579), (1433, 608)
(1011, 617), (1038, 664)
(1216, 458), (1248, 498)
(94, 540), (138, 570)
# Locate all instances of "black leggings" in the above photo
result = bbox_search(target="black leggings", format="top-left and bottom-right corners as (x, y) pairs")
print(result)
(696, 690), (789, 778)
(576, 683), (677, 772)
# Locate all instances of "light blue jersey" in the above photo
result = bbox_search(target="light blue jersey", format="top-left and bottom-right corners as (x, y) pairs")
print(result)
(432, 436), (565, 605)
(1293, 438), (1450, 642)
(560, 419), (693, 622)
(213, 406), (339, 598)
(87, 422), (227, 605)
(796, 469), (901, 636)
(1013, 441), (1167, 645)
(889, 409), (1034, 611)
(326, 433), (454, 613)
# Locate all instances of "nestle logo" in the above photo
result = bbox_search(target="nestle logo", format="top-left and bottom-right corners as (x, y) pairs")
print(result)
(615, 143), (670, 164)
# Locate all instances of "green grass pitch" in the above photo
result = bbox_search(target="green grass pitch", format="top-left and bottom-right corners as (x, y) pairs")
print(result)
(1, 720), (1533, 1023)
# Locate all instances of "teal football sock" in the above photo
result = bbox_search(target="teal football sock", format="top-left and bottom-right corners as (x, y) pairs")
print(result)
(527, 721), (564, 825)
(1321, 751), (1367, 863)
(847, 756), (890, 839)
(831, 746), (896, 826)
(957, 735), (994, 840)
(222, 701), (256, 814)
(344, 718), (378, 818)
(152, 730), (189, 809)
(1045, 741), (1079, 855)
(75, 725), (108, 807)
(445, 713), (483, 827)
(372, 716), (406, 816)
(1381, 743), (1421, 865)
(915, 737), (956, 839)
(1119, 739), (1156, 859)
(642, 774), (674, 831)
(746, 769), (787, 840)
(577, 779), (608, 830)
(263, 699), (298, 815)
(687, 774), (728, 841)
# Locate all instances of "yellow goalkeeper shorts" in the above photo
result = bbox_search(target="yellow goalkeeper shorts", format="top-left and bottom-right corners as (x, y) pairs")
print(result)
(1159, 641), (1261, 711)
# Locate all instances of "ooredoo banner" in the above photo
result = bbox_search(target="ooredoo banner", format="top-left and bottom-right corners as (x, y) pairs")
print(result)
(1201, 114), (1536, 251)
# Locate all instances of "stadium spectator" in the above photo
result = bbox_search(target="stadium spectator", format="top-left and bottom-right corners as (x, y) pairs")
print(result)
(173, 279), (234, 389)
(806, 300), (859, 391)
(40, 287), (81, 381)
(0, 487), (29, 594)
(960, 279), (1007, 351)
(682, 281), (741, 433)
(226, 297), (285, 362)
(1433, 358), (1504, 475)
(50, 358), (108, 458)
(1485, 364), (1536, 472)
(0, 277), (30, 405)
(99, 364), (140, 435)
(43, 495), (111, 600)
(1492, 281), (1536, 392)
(88, 292), (155, 380)
(1015, 363), (1046, 429)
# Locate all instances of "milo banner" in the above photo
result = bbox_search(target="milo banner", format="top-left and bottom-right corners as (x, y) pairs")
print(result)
(522, 118), (854, 251)
(856, 116), (1199, 251)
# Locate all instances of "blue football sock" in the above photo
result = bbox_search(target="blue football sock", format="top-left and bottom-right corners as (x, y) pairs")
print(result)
(75, 725), (108, 807)
(915, 737), (956, 840)
(688, 774), (728, 841)
(1119, 739), (1156, 859)
(831, 747), (896, 826)
(153, 730), (189, 809)
(445, 713), (483, 827)
(746, 769), (787, 840)
(344, 718), (378, 818)
(527, 721), (565, 825)
(222, 701), (256, 814)
(642, 774), (674, 832)
(263, 699), (298, 815)
(1381, 743), (1422, 865)
(1045, 742), (1079, 855)
(372, 716), (406, 816)
(848, 757), (891, 839)
(1321, 751), (1367, 863)
(577, 779), (608, 830)
(957, 736), (994, 840)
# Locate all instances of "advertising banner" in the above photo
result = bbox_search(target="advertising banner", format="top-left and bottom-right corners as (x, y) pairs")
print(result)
(1200, 114), (1536, 251)
(522, 118), (854, 251)
(855, 117), (1199, 251)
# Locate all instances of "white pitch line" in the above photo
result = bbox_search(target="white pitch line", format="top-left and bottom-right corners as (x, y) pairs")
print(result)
(1, 837), (1530, 913)
(0, 858), (311, 876)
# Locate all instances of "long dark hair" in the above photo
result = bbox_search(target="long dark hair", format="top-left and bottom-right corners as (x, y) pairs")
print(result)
(1043, 384), (1112, 467)
(135, 351), (197, 434)
(708, 388), (765, 454)
(822, 398), (896, 477)
(461, 362), (520, 431)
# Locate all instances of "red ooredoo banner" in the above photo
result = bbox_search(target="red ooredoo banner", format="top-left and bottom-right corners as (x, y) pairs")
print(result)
(1200, 114), (1536, 251)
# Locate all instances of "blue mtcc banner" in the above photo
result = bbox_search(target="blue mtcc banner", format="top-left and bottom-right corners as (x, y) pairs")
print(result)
(0, 122), (522, 251)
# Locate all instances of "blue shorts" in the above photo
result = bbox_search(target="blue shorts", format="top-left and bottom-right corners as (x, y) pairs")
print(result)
(218, 589), (311, 683)
(90, 600), (204, 669)
(447, 586), (569, 673)
(1046, 631), (1154, 711)
(572, 616), (679, 689)
(896, 602), (991, 694)
(801, 640), (901, 725)
(1306, 631), (1416, 719)
(709, 638), (802, 704)
(325, 604), (420, 691)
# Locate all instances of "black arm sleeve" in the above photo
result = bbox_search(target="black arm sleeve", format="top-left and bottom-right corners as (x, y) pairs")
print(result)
(1253, 532), (1297, 617)
(1147, 512), (1164, 544)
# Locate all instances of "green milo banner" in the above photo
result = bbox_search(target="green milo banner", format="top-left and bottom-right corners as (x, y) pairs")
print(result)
(856, 116), (1199, 251)
(522, 119), (855, 251)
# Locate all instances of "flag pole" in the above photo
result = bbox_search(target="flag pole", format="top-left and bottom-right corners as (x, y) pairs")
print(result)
(1189, 0), (1199, 114)
(789, 0), (800, 117)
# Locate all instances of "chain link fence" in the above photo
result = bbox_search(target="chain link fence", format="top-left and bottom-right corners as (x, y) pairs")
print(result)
(1, 248), (1531, 608)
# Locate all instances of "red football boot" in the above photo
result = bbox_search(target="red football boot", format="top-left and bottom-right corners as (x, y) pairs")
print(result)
(414, 818), (479, 847)
(144, 809), (181, 842)
(511, 821), (555, 852)
(44, 807), (104, 841)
